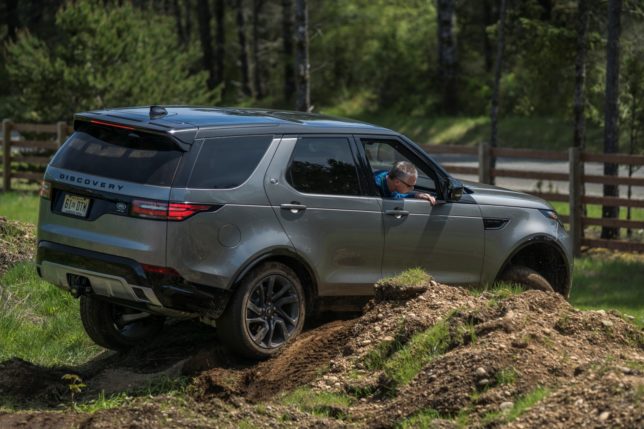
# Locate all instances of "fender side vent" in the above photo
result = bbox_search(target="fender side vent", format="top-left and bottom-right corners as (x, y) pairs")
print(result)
(484, 218), (509, 230)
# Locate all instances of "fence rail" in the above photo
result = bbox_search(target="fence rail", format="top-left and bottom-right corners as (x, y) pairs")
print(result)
(1, 120), (642, 254)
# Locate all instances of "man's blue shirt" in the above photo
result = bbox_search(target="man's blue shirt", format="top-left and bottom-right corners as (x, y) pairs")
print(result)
(374, 170), (415, 200)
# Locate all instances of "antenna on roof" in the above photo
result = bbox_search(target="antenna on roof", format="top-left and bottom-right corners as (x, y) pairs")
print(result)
(150, 105), (167, 119)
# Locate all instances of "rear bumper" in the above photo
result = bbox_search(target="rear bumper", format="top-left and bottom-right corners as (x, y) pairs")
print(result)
(37, 241), (230, 318)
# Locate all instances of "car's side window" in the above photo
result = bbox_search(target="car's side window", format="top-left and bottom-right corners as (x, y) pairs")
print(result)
(188, 135), (273, 189)
(361, 138), (437, 193)
(287, 136), (361, 196)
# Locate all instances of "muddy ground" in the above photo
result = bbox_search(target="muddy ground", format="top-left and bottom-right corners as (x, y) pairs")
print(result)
(0, 218), (642, 428)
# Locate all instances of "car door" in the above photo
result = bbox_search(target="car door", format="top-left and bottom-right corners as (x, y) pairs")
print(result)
(357, 136), (485, 285)
(264, 135), (384, 296)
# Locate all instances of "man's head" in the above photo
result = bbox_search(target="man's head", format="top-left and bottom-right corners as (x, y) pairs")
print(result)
(387, 161), (417, 193)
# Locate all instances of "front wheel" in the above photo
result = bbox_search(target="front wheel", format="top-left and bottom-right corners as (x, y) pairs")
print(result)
(79, 295), (165, 351)
(217, 262), (306, 359)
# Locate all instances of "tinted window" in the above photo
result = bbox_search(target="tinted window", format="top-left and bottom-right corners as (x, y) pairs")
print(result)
(287, 137), (361, 196)
(188, 135), (272, 189)
(52, 126), (183, 186)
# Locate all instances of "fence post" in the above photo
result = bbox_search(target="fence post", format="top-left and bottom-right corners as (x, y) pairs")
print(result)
(2, 119), (12, 192)
(478, 142), (491, 184)
(56, 121), (68, 147)
(569, 147), (582, 257)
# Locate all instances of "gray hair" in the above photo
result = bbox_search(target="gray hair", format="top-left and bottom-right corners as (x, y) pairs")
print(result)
(388, 161), (417, 183)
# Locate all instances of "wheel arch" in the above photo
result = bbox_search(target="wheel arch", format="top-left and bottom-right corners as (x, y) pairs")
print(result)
(229, 247), (319, 306)
(495, 234), (572, 298)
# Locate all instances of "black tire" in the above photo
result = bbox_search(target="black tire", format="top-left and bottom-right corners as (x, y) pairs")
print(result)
(217, 262), (306, 359)
(79, 295), (165, 351)
(501, 265), (554, 293)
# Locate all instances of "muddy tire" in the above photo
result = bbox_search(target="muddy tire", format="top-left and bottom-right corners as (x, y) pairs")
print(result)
(501, 265), (554, 293)
(218, 262), (306, 359)
(79, 295), (165, 351)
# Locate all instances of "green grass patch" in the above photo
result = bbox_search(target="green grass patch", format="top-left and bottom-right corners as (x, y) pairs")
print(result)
(381, 320), (451, 387)
(377, 268), (431, 289)
(279, 387), (353, 419)
(495, 367), (518, 386)
(482, 387), (550, 426)
(0, 192), (40, 224)
(570, 253), (644, 327)
(0, 262), (101, 366)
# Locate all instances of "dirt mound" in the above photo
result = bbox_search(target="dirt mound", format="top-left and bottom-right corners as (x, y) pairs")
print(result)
(0, 217), (35, 277)
(0, 278), (642, 428)
(0, 358), (73, 406)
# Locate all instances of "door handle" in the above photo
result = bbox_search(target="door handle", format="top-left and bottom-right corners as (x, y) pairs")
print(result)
(280, 203), (307, 213)
(385, 209), (410, 219)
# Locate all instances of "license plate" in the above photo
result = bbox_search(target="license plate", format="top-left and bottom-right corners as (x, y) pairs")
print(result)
(62, 194), (90, 217)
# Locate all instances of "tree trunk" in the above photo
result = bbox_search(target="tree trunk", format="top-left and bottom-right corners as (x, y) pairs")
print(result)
(215, 0), (226, 90)
(173, 0), (188, 46)
(482, 0), (495, 73)
(601, 0), (622, 240)
(573, 0), (589, 150)
(5, 0), (19, 42)
(295, 0), (310, 112)
(197, 0), (216, 90)
(573, 0), (589, 240)
(252, 0), (266, 99)
(282, 0), (295, 104)
(489, 0), (508, 185)
(436, 0), (457, 114)
(236, 0), (252, 97)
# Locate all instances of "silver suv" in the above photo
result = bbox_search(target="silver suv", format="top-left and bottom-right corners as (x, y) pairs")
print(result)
(36, 106), (572, 358)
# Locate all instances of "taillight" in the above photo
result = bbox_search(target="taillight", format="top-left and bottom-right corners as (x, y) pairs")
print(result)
(131, 199), (213, 221)
(40, 180), (51, 199)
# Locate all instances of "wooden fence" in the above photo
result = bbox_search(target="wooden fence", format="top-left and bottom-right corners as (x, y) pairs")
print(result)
(425, 143), (644, 254)
(1, 119), (72, 190)
(0, 120), (642, 254)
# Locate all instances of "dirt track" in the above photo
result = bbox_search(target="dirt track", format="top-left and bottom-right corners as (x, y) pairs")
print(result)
(0, 218), (642, 428)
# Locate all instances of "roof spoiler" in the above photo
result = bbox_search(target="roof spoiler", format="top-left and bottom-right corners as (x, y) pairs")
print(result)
(73, 114), (196, 151)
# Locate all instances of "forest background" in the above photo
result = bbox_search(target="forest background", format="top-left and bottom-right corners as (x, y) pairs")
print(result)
(0, 0), (643, 156)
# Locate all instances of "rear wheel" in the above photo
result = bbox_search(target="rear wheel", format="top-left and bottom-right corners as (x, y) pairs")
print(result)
(218, 262), (306, 359)
(500, 265), (554, 293)
(79, 295), (165, 351)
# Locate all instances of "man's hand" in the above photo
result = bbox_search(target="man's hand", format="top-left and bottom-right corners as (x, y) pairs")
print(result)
(415, 192), (436, 205)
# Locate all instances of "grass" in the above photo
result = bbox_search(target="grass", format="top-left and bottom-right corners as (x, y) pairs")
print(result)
(0, 191), (40, 224)
(0, 262), (101, 366)
(482, 387), (551, 425)
(371, 320), (452, 388)
(73, 376), (190, 413)
(279, 387), (353, 419)
(377, 267), (431, 289)
(570, 251), (644, 326)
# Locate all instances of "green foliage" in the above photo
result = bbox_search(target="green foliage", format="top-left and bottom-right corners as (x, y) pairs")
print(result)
(483, 387), (551, 425)
(5, 0), (218, 122)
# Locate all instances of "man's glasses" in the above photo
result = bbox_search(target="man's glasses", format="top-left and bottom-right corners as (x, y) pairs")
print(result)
(395, 176), (415, 189)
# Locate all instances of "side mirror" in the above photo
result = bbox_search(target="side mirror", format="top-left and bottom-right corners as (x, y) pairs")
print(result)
(446, 177), (464, 201)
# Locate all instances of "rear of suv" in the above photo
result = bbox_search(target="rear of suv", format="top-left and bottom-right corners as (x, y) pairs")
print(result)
(37, 106), (573, 359)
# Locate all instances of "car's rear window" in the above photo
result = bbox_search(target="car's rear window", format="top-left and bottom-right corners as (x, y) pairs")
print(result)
(187, 135), (273, 189)
(51, 124), (184, 186)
